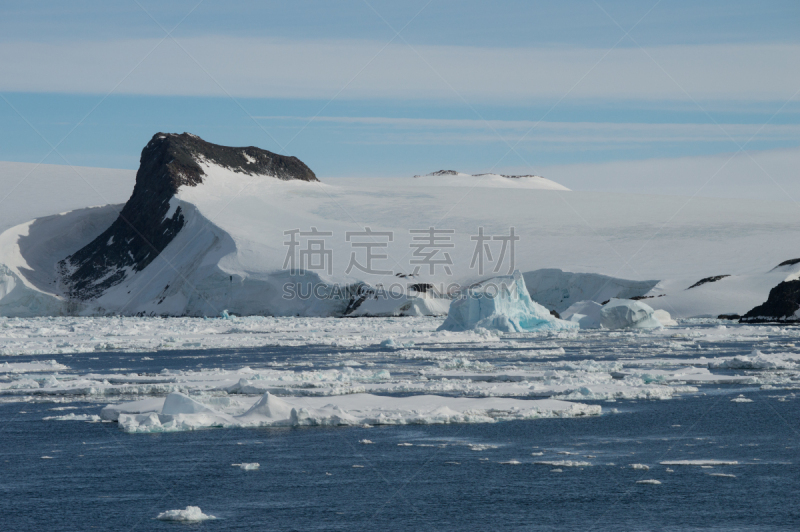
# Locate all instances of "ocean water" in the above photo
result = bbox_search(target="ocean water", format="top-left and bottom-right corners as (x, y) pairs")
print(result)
(2, 385), (798, 530)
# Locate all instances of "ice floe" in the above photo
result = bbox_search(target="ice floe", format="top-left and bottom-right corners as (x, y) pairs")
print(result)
(104, 391), (601, 432)
(156, 506), (215, 522)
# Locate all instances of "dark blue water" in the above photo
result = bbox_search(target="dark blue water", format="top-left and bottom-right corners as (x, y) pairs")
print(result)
(2, 391), (798, 531)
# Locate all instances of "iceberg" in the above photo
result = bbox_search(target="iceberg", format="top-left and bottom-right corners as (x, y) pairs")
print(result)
(599, 299), (663, 330)
(438, 271), (577, 333)
(562, 300), (603, 329)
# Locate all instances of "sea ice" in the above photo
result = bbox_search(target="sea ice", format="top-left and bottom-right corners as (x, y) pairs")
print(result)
(232, 463), (260, 470)
(660, 460), (738, 466)
(636, 479), (662, 485)
(156, 506), (215, 522)
(438, 271), (577, 333)
(106, 392), (601, 433)
(534, 460), (592, 467)
(42, 413), (101, 422)
(709, 349), (799, 370)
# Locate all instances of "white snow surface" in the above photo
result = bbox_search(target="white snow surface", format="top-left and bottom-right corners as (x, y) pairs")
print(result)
(2, 162), (800, 317)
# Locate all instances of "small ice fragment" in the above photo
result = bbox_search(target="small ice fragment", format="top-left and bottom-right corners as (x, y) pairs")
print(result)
(359, 439), (374, 445)
(551, 468), (563, 473)
(666, 468), (674, 473)
(630, 463), (649, 470)
(709, 473), (736, 478)
(535, 460), (591, 467)
(731, 395), (753, 403)
(232, 463), (259, 471)
(156, 506), (215, 522)
(352, 465), (364, 468)
(397, 443), (413, 446)
(500, 460), (521, 465)
(41, 456), (53, 459)
(531, 452), (544, 456)
(660, 460), (738, 466)
(701, 465), (713, 469)
(636, 479), (661, 485)
(42, 414), (101, 422)
(445, 461), (460, 465)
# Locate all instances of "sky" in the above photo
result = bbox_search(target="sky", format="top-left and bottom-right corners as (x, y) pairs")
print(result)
(0, 0), (798, 195)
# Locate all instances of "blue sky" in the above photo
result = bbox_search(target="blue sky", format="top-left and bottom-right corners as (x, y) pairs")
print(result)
(0, 0), (798, 186)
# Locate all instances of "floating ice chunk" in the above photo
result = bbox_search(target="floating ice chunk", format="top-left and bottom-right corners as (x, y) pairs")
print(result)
(43, 413), (101, 422)
(562, 300), (603, 329)
(660, 460), (738, 466)
(156, 506), (215, 522)
(709, 473), (736, 478)
(534, 460), (592, 467)
(438, 271), (577, 333)
(629, 463), (649, 470)
(359, 439), (374, 444)
(731, 395), (753, 403)
(600, 299), (663, 330)
(500, 460), (522, 465)
(636, 479), (661, 485)
(232, 463), (259, 470)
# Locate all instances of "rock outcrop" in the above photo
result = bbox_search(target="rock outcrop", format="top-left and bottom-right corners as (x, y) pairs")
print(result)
(57, 133), (316, 300)
(740, 280), (800, 323)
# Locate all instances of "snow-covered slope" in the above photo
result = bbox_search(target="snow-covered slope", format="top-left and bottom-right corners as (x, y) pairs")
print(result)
(2, 134), (800, 318)
(413, 169), (570, 190)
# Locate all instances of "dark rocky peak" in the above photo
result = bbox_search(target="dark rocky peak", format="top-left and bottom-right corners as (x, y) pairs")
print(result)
(414, 170), (461, 177)
(57, 133), (317, 301)
(139, 132), (317, 192)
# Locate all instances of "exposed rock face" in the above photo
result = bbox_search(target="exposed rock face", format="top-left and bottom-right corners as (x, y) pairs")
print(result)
(414, 169), (546, 179)
(414, 170), (461, 177)
(57, 133), (317, 300)
(687, 275), (730, 290)
(740, 280), (800, 323)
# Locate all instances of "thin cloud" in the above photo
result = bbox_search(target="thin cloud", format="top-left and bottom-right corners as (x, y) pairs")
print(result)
(258, 115), (800, 145)
(1, 37), (799, 101)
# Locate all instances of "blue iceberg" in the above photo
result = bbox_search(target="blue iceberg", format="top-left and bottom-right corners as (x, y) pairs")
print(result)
(438, 271), (578, 333)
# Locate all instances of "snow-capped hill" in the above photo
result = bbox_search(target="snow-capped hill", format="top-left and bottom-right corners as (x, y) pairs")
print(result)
(413, 170), (569, 190)
(414, 170), (471, 177)
(56, 133), (317, 301)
